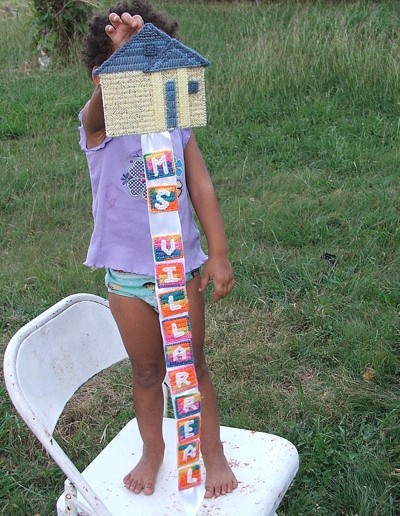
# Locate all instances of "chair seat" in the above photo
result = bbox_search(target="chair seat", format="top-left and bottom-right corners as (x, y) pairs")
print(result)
(57, 417), (298, 516)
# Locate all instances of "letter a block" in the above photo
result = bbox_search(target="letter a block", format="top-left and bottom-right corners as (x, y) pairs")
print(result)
(165, 341), (193, 367)
(177, 439), (200, 466)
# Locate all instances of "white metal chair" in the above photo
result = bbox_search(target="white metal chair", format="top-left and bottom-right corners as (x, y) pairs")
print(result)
(4, 293), (299, 515)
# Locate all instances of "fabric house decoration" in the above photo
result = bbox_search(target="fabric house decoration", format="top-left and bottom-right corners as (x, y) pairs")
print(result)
(93, 23), (210, 136)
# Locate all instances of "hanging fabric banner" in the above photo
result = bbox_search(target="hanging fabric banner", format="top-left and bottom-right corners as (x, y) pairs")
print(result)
(141, 132), (204, 511)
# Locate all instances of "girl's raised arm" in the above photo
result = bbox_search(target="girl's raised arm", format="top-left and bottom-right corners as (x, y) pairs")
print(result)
(82, 13), (144, 149)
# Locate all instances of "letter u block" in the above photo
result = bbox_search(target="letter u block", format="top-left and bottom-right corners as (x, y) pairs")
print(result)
(152, 234), (183, 262)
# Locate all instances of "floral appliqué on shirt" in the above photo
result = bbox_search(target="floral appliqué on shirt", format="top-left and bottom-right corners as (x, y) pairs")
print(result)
(121, 157), (146, 199)
(121, 156), (184, 198)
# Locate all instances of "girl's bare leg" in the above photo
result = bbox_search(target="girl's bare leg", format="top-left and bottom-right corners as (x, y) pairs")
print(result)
(109, 274), (237, 498)
(109, 293), (166, 495)
(186, 275), (238, 498)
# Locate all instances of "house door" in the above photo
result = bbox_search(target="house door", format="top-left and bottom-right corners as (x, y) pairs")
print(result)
(165, 81), (178, 130)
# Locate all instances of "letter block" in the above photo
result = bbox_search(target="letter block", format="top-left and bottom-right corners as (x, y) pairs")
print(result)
(178, 463), (202, 490)
(174, 391), (201, 419)
(168, 364), (198, 395)
(177, 414), (201, 444)
(152, 234), (183, 262)
(158, 288), (189, 318)
(155, 261), (185, 288)
(164, 341), (193, 367)
(148, 185), (178, 212)
(144, 150), (175, 180)
(177, 439), (200, 466)
(162, 315), (191, 344)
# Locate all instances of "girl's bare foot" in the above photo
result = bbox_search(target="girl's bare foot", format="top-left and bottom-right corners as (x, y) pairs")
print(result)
(123, 445), (164, 495)
(202, 443), (238, 498)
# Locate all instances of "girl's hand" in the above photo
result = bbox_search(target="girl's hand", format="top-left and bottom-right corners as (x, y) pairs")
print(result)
(105, 12), (144, 51)
(199, 258), (235, 302)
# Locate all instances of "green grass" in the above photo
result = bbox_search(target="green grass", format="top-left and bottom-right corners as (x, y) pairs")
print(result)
(1, 0), (399, 514)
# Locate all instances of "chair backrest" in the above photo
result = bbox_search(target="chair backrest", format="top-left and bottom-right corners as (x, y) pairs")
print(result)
(4, 293), (128, 435)
(4, 294), (172, 515)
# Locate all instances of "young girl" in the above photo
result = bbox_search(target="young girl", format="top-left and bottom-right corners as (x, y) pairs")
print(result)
(80, 0), (238, 499)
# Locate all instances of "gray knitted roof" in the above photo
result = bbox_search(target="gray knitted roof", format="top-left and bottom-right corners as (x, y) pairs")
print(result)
(93, 23), (210, 76)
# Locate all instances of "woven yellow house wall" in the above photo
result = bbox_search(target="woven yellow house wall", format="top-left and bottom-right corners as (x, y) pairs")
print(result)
(93, 24), (210, 136)
(100, 68), (206, 136)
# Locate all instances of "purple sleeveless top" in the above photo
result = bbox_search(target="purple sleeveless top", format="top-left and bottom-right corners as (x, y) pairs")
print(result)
(78, 113), (207, 275)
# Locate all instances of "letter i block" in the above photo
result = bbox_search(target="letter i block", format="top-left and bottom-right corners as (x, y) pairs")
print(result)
(174, 391), (201, 419)
(158, 288), (189, 318)
(155, 262), (185, 288)
(144, 150), (175, 180)
(177, 414), (201, 444)
(162, 315), (191, 344)
(152, 234), (183, 262)
(178, 463), (202, 490)
(177, 439), (201, 467)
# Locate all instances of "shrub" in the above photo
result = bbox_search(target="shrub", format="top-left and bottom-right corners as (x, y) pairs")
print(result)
(31, 0), (97, 59)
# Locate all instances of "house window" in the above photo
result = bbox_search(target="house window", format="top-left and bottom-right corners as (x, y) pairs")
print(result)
(144, 43), (157, 56)
(188, 80), (199, 94)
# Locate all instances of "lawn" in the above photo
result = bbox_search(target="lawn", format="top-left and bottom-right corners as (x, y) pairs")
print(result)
(0, 1), (399, 514)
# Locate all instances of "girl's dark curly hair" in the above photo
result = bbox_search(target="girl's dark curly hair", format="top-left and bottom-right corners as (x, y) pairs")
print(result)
(82, 0), (179, 76)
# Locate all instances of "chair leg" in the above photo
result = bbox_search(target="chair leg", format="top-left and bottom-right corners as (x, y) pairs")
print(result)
(162, 379), (170, 417)
(63, 479), (78, 515)
(62, 478), (109, 516)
